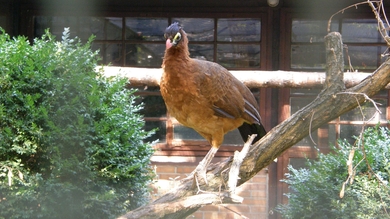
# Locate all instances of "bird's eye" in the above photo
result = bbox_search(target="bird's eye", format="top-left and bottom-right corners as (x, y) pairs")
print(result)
(174, 32), (181, 42)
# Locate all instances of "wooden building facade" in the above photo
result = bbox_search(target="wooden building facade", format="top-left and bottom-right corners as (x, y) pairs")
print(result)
(1, 0), (390, 218)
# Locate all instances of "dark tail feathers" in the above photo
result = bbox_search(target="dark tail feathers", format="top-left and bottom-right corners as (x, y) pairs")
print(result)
(238, 123), (267, 144)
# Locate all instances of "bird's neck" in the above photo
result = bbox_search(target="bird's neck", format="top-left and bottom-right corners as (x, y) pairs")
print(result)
(161, 41), (194, 88)
(162, 36), (191, 67)
(163, 48), (190, 64)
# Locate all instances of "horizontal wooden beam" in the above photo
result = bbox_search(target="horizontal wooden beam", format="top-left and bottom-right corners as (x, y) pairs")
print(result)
(99, 66), (390, 89)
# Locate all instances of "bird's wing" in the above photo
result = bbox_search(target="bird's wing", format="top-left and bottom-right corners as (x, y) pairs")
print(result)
(192, 59), (261, 124)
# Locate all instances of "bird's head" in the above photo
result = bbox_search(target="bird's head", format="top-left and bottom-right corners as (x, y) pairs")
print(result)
(164, 22), (185, 50)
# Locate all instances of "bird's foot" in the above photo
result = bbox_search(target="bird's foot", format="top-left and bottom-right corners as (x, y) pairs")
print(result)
(195, 166), (208, 185)
(193, 159), (210, 184)
(192, 171), (208, 194)
(187, 163), (209, 191)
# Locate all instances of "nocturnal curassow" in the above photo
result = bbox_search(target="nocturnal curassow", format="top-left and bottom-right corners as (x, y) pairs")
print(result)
(160, 22), (267, 182)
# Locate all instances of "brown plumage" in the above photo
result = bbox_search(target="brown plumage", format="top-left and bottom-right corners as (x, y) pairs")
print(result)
(160, 23), (266, 182)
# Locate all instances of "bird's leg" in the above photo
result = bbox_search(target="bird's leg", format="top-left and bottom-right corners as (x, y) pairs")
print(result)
(192, 146), (219, 184)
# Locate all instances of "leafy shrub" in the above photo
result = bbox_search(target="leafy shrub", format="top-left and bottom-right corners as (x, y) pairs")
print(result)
(277, 126), (390, 219)
(0, 28), (155, 219)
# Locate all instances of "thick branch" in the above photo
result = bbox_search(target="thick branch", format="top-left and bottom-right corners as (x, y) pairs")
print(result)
(99, 66), (390, 89)
(118, 32), (390, 219)
(119, 193), (238, 219)
(324, 32), (345, 91)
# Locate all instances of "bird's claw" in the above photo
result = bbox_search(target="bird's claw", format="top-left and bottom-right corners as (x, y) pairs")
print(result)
(195, 168), (208, 185)
(192, 170), (208, 194)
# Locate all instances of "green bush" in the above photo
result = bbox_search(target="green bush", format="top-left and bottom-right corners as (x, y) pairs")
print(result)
(0, 28), (155, 218)
(277, 126), (390, 219)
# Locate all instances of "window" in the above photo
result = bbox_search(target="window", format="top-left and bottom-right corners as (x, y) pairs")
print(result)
(290, 18), (388, 70)
(277, 14), (390, 209)
(289, 18), (389, 146)
(33, 15), (266, 152)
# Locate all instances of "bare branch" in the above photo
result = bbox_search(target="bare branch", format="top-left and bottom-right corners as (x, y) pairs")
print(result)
(367, 0), (390, 46)
(227, 134), (256, 197)
(327, 1), (381, 32)
(336, 92), (382, 116)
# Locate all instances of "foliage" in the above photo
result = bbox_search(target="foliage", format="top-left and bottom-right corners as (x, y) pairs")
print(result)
(276, 126), (390, 219)
(0, 28), (155, 219)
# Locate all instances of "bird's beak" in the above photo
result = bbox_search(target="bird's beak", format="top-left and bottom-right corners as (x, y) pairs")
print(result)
(166, 39), (173, 50)
(172, 32), (181, 45)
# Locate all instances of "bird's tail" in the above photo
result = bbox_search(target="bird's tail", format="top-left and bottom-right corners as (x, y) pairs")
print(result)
(238, 123), (267, 144)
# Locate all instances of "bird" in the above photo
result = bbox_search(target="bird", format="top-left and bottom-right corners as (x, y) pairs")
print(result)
(160, 22), (267, 183)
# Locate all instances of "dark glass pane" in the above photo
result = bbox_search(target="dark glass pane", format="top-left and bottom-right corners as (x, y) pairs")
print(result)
(144, 121), (166, 143)
(34, 16), (77, 39)
(290, 90), (318, 147)
(290, 96), (316, 114)
(289, 158), (307, 170)
(90, 43), (103, 64)
(217, 18), (261, 42)
(295, 132), (318, 147)
(79, 17), (122, 40)
(340, 125), (364, 144)
(328, 124), (337, 146)
(345, 46), (386, 70)
(174, 125), (203, 140)
(93, 43), (122, 66)
(291, 44), (325, 69)
(340, 98), (387, 122)
(172, 18), (214, 41)
(173, 125), (245, 145)
(125, 44), (165, 67)
(223, 129), (245, 145)
(0, 16), (6, 30)
(288, 158), (308, 193)
(291, 19), (338, 43)
(342, 19), (383, 43)
(217, 44), (260, 68)
(125, 18), (167, 41)
(138, 95), (167, 118)
(189, 44), (214, 61)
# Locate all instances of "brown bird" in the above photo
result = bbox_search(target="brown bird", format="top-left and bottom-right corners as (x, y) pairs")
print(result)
(160, 22), (267, 182)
